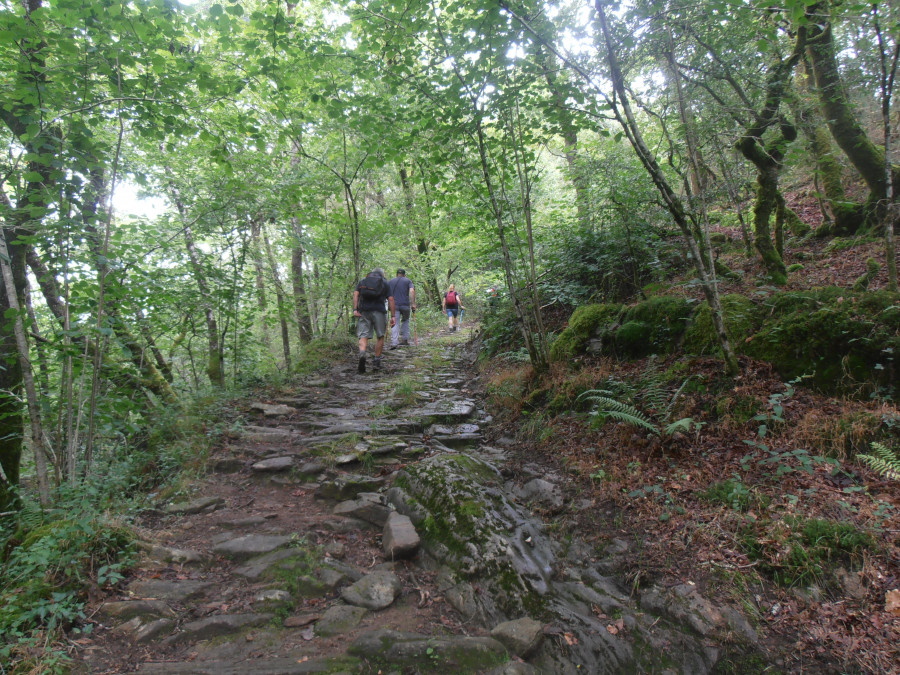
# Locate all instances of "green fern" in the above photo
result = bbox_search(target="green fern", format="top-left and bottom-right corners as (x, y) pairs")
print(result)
(663, 375), (698, 422)
(663, 417), (704, 436)
(638, 357), (668, 413)
(857, 441), (900, 480)
(577, 391), (659, 435)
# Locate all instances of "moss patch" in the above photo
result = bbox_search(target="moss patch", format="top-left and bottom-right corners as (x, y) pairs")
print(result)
(550, 303), (623, 361)
(682, 294), (761, 356)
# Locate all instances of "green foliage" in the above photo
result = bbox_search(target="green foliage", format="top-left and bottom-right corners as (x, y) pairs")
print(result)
(542, 224), (674, 305)
(578, 390), (659, 434)
(857, 441), (900, 480)
(480, 301), (521, 358)
(699, 478), (768, 512)
(740, 516), (875, 587)
(741, 289), (900, 395)
(0, 497), (135, 670)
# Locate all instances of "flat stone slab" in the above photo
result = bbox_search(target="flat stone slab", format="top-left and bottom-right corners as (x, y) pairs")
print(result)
(348, 629), (506, 668)
(162, 613), (273, 646)
(409, 400), (476, 423)
(220, 516), (268, 529)
(432, 433), (484, 448)
(163, 496), (225, 516)
(427, 423), (481, 435)
(134, 618), (176, 643)
(316, 475), (387, 501)
(297, 460), (327, 476)
(490, 617), (544, 657)
(233, 549), (311, 581)
(515, 478), (564, 513)
(341, 570), (402, 610)
(124, 656), (353, 674)
(382, 512), (420, 560)
(144, 544), (204, 565)
(334, 493), (392, 527)
(126, 580), (213, 603)
(251, 456), (295, 472)
(99, 600), (176, 622)
(315, 604), (368, 636)
(250, 402), (296, 417)
(212, 534), (292, 561)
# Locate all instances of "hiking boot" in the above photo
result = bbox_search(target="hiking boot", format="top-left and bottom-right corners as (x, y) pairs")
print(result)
(357, 353), (366, 374)
(399, 339), (409, 346)
(373, 357), (382, 371)
(388, 344), (398, 350)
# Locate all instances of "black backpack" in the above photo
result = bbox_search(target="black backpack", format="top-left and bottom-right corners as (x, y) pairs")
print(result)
(358, 276), (385, 300)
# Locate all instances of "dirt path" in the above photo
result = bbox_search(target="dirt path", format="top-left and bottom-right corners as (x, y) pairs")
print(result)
(74, 329), (521, 674)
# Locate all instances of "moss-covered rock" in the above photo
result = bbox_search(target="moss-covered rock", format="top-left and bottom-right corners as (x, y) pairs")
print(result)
(742, 289), (900, 393)
(545, 287), (900, 397)
(550, 303), (623, 361)
(617, 296), (695, 357)
(682, 295), (761, 356)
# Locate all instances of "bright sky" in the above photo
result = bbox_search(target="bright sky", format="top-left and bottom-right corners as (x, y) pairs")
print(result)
(112, 182), (167, 219)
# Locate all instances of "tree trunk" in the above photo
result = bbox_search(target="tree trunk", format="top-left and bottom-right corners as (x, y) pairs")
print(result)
(290, 218), (314, 342)
(136, 309), (174, 383)
(263, 228), (291, 370)
(806, 1), (891, 231)
(0, 228), (50, 505)
(250, 218), (271, 349)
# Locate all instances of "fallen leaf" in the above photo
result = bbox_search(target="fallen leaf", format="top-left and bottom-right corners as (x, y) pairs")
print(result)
(563, 632), (578, 645)
(886, 589), (900, 616)
(607, 624), (619, 635)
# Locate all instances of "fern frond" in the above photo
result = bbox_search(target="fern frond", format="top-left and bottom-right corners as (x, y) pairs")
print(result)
(663, 376), (697, 422)
(583, 395), (659, 435)
(664, 417), (701, 436)
(639, 358), (669, 413)
(858, 441), (900, 480)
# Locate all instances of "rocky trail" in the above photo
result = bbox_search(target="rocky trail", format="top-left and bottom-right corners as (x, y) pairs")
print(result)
(75, 330), (755, 674)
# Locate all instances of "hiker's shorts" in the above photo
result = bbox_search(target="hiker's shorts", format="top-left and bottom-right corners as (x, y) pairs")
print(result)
(446, 308), (459, 317)
(357, 311), (387, 339)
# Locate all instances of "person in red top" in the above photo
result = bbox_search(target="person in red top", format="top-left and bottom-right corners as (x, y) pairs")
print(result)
(441, 283), (465, 332)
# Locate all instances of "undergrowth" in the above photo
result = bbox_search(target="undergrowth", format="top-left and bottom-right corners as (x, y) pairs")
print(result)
(0, 391), (236, 673)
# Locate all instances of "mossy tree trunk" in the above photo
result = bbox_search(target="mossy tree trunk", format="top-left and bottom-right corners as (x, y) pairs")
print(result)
(735, 29), (806, 285)
(805, 1), (895, 232)
(794, 56), (863, 236)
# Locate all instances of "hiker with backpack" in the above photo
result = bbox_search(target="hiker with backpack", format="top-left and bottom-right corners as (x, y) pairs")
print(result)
(353, 267), (395, 373)
(388, 268), (416, 349)
(442, 283), (465, 332)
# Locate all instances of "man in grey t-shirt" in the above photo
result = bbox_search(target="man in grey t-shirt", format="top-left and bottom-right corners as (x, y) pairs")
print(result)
(388, 268), (416, 348)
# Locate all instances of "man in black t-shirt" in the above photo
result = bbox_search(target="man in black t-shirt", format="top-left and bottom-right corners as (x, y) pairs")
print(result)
(353, 267), (395, 374)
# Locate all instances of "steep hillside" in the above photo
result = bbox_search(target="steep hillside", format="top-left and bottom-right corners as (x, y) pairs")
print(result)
(480, 226), (900, 673)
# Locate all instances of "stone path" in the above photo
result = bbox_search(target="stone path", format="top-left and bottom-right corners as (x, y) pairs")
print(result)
(75, 329), (752, 674)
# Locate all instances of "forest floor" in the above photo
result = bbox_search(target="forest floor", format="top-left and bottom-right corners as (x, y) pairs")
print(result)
(479, 221), (900, 673)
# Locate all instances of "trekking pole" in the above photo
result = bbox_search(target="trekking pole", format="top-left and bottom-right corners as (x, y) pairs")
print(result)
(414, 310), (418, 345)
(459, 308), (464, 327)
